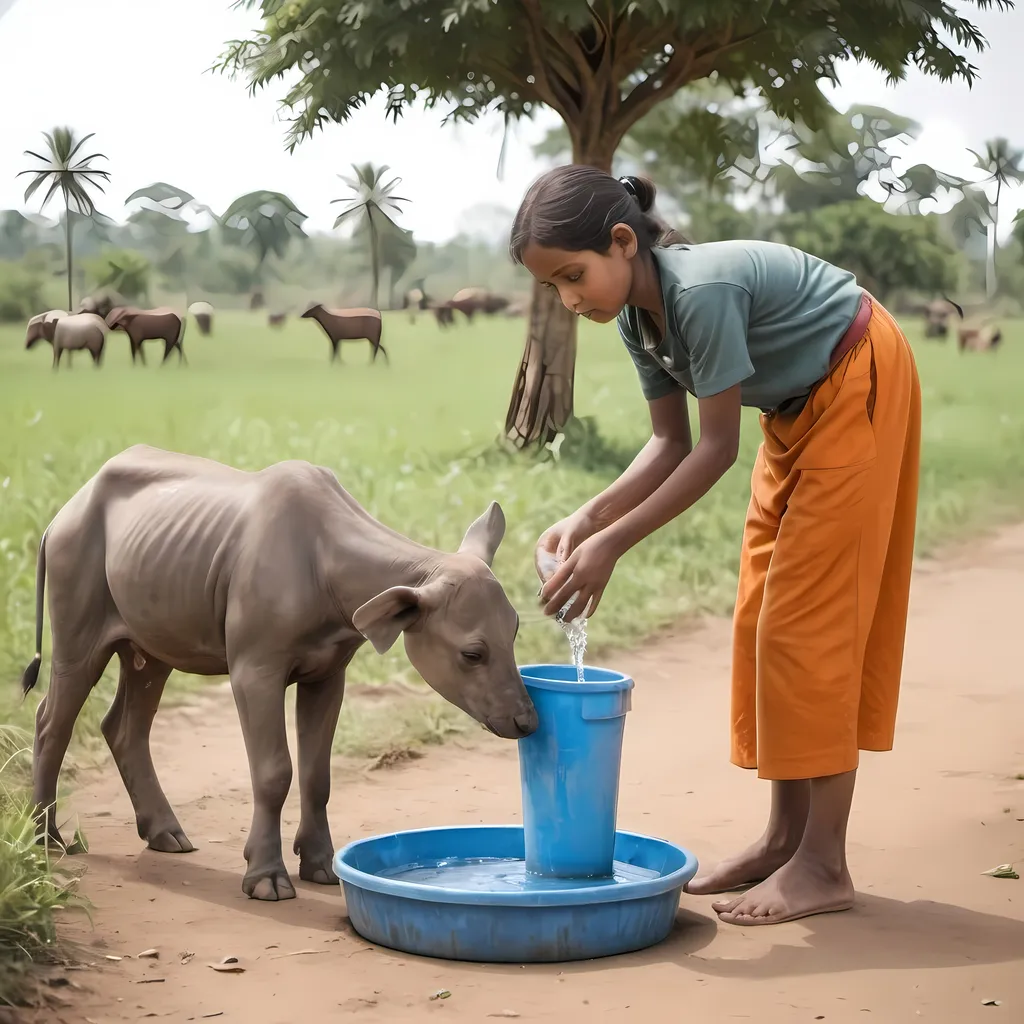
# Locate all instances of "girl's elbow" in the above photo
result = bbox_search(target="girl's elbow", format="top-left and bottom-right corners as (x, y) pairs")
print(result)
(710, 435), (740, 474)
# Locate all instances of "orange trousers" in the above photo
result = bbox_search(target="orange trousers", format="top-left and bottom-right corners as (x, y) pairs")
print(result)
(731, 299), (922, 781)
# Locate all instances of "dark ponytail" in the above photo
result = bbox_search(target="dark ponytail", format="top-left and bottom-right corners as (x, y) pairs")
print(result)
(509, 165), (689, 264)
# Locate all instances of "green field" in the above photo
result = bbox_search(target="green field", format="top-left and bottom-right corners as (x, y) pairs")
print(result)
(2, 307), (1024, 1002)
(3, 310), (1024, 748)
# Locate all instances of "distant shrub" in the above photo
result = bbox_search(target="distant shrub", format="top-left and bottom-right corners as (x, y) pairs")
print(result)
(0, 263), (47, 324)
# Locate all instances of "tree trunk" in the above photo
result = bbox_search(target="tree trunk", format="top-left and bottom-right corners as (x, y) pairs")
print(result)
(368, 208), (380, 309)
(63, 201), (74, 311)
(503, 147), (615, 448)
(986, 180), (1001, 301)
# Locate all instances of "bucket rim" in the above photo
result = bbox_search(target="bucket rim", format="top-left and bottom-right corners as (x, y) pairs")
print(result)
(517, 663), (634, 693)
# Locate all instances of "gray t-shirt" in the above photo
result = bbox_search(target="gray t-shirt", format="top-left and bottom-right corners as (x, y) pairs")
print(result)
(617, 240), (864, 411)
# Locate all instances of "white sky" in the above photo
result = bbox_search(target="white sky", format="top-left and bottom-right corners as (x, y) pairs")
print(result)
(0, 0), (1021, 243)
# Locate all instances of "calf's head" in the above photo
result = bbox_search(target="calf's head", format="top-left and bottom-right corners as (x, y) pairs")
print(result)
(352, 502), (538, 740)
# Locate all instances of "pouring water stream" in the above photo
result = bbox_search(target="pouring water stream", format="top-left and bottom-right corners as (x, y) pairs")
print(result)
(538, 552), (589, 683)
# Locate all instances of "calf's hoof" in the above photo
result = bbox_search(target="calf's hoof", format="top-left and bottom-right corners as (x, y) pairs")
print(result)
(243, 868), (297, 901)
(296, 836), (337, 886)
(299, 858), (337, 886)
(146, 829), (195, 854)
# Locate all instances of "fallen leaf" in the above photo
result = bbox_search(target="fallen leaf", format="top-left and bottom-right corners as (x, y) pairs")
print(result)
(201, 1014), (224, 1020)
(982, 999), (1002, 1006)
(137, 949), (159, 959)
(430, 989), (452, 1001)
(179, 951), (195, 965)
(137, 978), (165, 984)
(208, 956), (245, 974)
(104, 955), (123, 962)
(487, 1013), (520, 1019)
(981, 864), (1019, 880)
(269, 949), (326, 960)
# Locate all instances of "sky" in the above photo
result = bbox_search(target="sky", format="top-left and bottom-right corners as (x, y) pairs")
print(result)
(0, 0), (1021, 243)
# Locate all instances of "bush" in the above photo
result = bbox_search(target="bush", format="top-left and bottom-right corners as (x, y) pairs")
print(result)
(0, 264), (47, 325)
(770, 199), (961, 302)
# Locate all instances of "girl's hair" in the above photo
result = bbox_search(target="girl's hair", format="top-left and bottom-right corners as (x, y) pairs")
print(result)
(509, 165), (689, 264)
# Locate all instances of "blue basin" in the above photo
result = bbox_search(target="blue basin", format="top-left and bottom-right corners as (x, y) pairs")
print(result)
(334, 824), (698, 963)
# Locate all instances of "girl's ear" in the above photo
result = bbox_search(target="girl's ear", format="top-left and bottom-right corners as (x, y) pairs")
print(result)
(610, 222), (639, 259)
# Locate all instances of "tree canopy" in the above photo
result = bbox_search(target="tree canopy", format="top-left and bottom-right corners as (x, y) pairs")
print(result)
(219, 0), (1008, 168)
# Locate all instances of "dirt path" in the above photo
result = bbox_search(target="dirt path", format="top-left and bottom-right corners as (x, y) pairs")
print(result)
(37, 526), (1024, 1023)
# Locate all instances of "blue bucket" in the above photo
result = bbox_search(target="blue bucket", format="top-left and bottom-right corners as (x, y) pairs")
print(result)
(517, 664), (634, 879)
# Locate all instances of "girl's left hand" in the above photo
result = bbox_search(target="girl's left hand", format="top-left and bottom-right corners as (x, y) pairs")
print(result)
(539, 531), (621, 621)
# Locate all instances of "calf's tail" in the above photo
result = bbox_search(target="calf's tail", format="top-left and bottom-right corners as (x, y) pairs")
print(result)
(21, 528), (48, 695)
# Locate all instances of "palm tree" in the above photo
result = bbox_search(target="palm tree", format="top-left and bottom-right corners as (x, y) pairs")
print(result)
(968, 138), (1024, 298)
(18, 127), (111, 309)
(331, 163), (409, 308)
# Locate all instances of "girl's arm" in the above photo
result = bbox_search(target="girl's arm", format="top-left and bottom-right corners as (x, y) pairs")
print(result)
(540, 384), (741, 618)
(580, 390), (693, 529)
(604, 385), (741, 556)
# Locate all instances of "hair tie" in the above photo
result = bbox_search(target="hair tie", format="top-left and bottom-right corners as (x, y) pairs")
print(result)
(618, 176), (640, 203)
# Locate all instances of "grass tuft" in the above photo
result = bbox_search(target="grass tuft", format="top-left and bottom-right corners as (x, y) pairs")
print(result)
(0, 727), (85, 1007)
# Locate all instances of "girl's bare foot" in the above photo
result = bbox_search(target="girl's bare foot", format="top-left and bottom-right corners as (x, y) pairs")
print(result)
(684, 837), (797, 896)
(711, 853), (855, 926)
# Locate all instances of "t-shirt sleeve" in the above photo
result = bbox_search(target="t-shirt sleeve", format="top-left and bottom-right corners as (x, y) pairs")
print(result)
(617, 311), (680, 401)
(673, 283), (755, 398)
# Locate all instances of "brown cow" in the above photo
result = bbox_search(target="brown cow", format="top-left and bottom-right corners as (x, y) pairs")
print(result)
(300, 304), (388, 363)
(105, 307), (187, 365)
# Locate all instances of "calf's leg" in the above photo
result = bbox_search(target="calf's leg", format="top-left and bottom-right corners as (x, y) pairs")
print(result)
(101, 650), (192, 853)
(293, 671), (347, 884)
(228, 659), (296, 900)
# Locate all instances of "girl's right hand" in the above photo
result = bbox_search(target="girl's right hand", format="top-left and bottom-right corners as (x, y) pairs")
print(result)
(534, 509), (598, 583)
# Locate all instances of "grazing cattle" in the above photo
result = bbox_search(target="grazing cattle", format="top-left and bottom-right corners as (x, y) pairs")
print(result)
(188, 301), (214, 337)
(958, 321), (1002, 353)
(923, 297), (963, 339)
(22, 445), (536, 900)
(442, 287), (511, 322)
(402, 287), (429, 323)
(105, 307), (187, 365)
(25, 310), (68, 349)
(300, 304), (388, 363)
(433, 304), (455, 328)
(51, 313), (108, 369)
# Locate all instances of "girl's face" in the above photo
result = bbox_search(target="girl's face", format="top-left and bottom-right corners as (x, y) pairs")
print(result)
(521, 224), (638, 324)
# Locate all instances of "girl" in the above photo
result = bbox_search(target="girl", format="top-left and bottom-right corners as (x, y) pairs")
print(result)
(511, 165), (921, 927)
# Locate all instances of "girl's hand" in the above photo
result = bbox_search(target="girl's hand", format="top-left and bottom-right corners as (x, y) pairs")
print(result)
(539, 531), (621, 622)
(534, 508), (598, 583)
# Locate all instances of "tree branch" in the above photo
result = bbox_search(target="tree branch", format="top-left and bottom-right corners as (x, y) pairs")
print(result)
(612, 48), (694, 138)
(520, 0), (581, 121)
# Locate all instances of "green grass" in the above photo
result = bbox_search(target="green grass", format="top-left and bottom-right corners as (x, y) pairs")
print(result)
(2, 308), (1024, 1001)
(3, 310), (1024, 743)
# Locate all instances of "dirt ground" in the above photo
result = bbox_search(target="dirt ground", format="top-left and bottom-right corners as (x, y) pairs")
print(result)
(28, 524), (1024, 1023)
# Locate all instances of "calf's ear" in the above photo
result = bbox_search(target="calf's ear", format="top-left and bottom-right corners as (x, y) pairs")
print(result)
(457, 501), (505, 567)
(353, 581), (445, 654)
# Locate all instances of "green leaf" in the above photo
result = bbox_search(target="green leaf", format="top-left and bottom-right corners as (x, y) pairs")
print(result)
(981, 863), (1019, 879)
